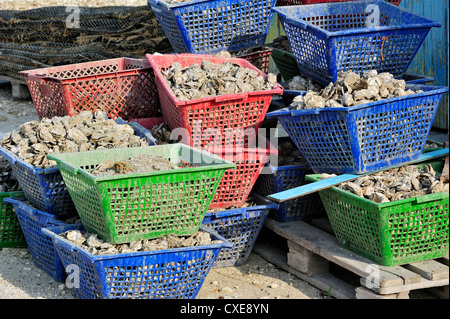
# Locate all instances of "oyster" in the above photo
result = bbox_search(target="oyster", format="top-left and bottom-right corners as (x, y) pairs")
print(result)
(0, 111), (149, 169)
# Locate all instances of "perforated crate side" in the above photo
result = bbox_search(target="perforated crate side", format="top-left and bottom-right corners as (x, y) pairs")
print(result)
(21, 58), (159, 120)
(60, 165), (226, 244)
(280, 0), (402, 5)
(3, 198), (67, 281)
(203, 209), (270, 267)
(50, 144), (235, 244)
(44, 224), (230, 299)
(317, 186), (449, 266)
(9, 162), (76, 219)
(0, 192), (27, 248)
(236, 47), (273, 74)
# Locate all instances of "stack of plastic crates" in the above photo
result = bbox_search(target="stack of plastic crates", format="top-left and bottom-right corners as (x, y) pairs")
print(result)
(0, 191), (26, 248)
(235, 46), (274, 74)
(4, 197), (76, 282)
(43, 223), (232, 299)
(272, 0), (440, 86)
(0, 118), (157, 219)
(202, 194), (277, 267)
(20, 58), (159, 121)
(44, 144), (236, 298)
(305, 159), (449, 266)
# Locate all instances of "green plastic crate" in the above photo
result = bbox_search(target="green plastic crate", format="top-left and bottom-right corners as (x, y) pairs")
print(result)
(0, 191), (27, 248)
(48, 145), (236, 244)
(268, 45), (300, 81)
(306, 161), (449, 266)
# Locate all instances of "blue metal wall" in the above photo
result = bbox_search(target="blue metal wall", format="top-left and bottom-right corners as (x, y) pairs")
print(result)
(400, 0), (449, 131)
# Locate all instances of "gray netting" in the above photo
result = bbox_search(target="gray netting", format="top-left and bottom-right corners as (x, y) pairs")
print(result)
(0, 6), (172, 81)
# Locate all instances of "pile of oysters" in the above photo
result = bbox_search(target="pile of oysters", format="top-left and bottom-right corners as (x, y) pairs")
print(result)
(282, 75), (322, 93)
(291, 70), (422, 110)
(0, 111), (149, 169)
(91, 154), (179, 177)
(326, 163), (448, 203)
(62, 229), (220, 255)
(161, 60), (277, 101)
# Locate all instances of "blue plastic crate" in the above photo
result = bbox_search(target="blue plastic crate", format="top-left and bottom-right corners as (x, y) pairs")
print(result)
(42, 224), (232, 299)
(272, 0), (440, 86)
(252, 154), (326, 222)
(0, 119), (156, 218)
(3, 197), (71, 282)
(147, 0), (277, 54)
(266, 85), (449, 174)
(202, 194), (277, 267)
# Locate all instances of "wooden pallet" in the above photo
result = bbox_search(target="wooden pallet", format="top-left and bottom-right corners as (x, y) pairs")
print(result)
(253, 218), (449, 299)
(0, 75), (30, 99)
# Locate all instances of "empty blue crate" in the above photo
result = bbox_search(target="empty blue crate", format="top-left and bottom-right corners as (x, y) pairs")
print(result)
(147, 0), (277, 54)
(272, 0), (441, 86)
(3, 197), (75, 282)
(266, 85), (449, 174)
(43, 224), (232, 299)
(202, 194), (277, 267)
(252, 163), (326, 223)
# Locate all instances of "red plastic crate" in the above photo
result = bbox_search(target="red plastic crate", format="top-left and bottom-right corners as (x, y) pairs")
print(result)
(208, 143), (278, 209)
(236, 47), (273, 74)
(276, 0), (401, 4)
(145, 53), (283, 150)
(20, 58), (159, 121)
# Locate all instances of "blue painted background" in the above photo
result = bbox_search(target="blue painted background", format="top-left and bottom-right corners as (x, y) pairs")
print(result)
(400, 0), (449, 131)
